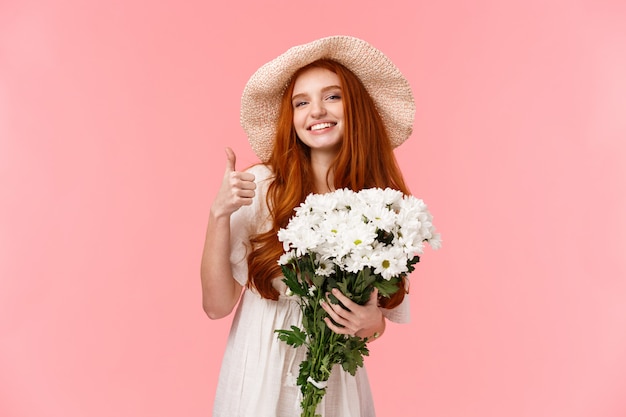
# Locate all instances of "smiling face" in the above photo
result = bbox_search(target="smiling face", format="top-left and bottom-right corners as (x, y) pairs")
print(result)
(291, 67), (344, 158)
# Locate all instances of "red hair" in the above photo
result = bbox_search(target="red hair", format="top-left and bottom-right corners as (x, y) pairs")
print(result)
(247, 60), (411, 308)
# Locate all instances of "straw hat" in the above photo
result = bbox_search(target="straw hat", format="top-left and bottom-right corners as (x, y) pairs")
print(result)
(240, 35), (415, 162)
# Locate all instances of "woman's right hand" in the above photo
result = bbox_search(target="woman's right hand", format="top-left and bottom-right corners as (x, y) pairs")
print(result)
(211, 147), (257, 218)
(201, 147), (251, 319)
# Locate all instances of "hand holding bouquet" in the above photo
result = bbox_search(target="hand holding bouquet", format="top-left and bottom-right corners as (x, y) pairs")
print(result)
(276, 187), (440, 417)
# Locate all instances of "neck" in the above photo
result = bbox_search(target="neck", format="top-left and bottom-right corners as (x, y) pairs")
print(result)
(310, 152), (335, 194)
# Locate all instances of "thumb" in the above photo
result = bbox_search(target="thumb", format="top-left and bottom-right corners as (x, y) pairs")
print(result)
(224, 147), (236, 172)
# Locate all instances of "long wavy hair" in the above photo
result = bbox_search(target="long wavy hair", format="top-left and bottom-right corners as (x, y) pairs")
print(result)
(247, 59), (411, 308)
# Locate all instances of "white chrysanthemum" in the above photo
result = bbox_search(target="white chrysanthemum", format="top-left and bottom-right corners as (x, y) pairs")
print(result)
(336, 221), (377, 255)
(396, 199), (425, 229)
(329, 188), (359, 211)
(278, 250), (297, 266)
(277, 227), (296, 252)
(343, 247), (374, 273)
(370, 243), (410, 280)
(277, 222), (325, 256)
(315, 210), (353, 257)
(360, 202), (398, 232)
(397, 229), (426, 255)
(357, 187), (403, 212)
(428, 232), (442, 250)
(314, 254), (336, 276)
(297, 193), (338, 215)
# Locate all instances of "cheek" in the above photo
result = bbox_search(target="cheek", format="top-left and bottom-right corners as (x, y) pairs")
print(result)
(328, 103), (344, 121)
(292, 112), (301, 127)
(293, 113), (308, 132)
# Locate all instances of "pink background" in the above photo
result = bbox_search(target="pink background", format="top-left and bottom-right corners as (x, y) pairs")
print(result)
(1, 0), (625, 416)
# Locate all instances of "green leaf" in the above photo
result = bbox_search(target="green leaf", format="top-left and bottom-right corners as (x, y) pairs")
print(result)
(358, 267), (377, 288)
(297, 359), (310, 389)
(406, 255), (420, 273)
(310, 271), (326, 288)
(281, 264), (308, 297)
(374, 277), (402, 298)
(275, 325), (307, 347)
(335, 280), (352, 299)
(338, 336), (370, 376)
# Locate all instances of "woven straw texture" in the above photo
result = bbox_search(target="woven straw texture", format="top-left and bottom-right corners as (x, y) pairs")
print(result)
(240, 35), (415, 162)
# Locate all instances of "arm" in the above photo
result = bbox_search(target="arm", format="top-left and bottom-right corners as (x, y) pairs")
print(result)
(201, 148), (256, 320)
(320, 287), (386, 341)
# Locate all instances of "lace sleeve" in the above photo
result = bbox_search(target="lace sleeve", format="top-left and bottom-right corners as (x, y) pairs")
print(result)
(381, 292), (410, 323)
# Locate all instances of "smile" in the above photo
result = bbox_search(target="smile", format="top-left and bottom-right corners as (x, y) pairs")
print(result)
(309, 122), (336, 131)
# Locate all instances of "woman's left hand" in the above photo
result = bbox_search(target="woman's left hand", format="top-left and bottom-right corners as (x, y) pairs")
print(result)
(321, 287), (385, 340)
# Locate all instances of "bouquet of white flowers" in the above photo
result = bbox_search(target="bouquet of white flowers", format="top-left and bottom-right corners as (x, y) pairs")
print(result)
(276, 187), (440, 417)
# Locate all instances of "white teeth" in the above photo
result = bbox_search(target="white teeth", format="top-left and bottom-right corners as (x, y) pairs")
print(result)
(310, 122), (335, 131)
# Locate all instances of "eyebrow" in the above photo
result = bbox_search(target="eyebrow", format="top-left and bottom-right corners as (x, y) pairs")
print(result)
(292, 85), (342, 102)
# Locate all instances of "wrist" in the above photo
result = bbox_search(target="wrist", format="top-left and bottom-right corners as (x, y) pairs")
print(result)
(358, 310), (386, 340)
(209, 204), (232, 221)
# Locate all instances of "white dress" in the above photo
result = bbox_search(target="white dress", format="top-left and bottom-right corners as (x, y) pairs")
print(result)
(212, 164), (410, 417)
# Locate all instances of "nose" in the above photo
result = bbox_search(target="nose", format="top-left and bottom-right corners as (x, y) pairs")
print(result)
(310, 100), (327, 118)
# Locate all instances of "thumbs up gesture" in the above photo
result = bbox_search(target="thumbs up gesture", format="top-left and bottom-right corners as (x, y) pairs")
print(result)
(212, 147), (257, 217)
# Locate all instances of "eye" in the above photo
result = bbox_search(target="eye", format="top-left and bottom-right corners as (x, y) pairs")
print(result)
(293, 100), (308, 108)
(326, 93), (342, 101)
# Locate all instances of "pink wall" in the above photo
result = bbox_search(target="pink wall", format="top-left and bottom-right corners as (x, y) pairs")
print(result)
(1, 0), (625, 416)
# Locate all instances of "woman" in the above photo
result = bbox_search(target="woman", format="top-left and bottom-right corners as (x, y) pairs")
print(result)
(201, 36), (416, 417)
